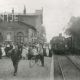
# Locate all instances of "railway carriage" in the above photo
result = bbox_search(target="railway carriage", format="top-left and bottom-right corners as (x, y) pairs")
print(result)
(51, 35), (80, 55)
(50, 34), (72, 55)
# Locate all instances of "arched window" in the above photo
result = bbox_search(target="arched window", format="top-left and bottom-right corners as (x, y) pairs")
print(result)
(6, 32), (11, 41)
(17, 32), (24, 44)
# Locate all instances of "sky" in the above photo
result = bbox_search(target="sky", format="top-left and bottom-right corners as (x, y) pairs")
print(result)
(0, 0), (80, 42)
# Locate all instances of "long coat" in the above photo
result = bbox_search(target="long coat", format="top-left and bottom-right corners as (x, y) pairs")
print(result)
(11, 49), (22, 62)
(10, 45), (22, 62)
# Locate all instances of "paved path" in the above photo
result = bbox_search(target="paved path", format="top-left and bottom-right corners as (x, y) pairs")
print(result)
(50, 55), (54, 80)
(0, 57), (51, 80)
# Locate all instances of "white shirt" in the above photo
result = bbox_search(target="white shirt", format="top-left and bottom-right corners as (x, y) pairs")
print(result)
(22, 47), (29, 57)
(32, 48), (38, 55)
(1, 47), (6, 56)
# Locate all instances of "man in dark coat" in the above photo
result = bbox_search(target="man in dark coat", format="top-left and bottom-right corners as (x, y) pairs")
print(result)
(11, 44), (22, 76)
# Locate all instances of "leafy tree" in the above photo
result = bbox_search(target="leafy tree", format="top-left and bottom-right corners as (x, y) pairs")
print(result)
(65, 16), (80, 50)
(66, 16), (80, 37)
(37, 25), (47, 44)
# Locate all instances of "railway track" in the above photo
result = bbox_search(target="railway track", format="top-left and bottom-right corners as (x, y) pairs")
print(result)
(75, 55), (80, 59)
(58, 58), (66, 80)
(57, 55), (80, 80)
(67, 56), (80, 71)
(54, 55), (65, 80)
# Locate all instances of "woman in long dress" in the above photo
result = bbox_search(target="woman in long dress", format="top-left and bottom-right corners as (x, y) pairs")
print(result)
(1, 45), (6, 57)
(46, 47), (49, 57)
(22, 46), (29, 59)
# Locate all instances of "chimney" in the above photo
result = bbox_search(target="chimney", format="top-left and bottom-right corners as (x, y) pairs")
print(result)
(23, 5), (26, 15)
(12, 8), (14, 14)
(12, 8), (14, 21)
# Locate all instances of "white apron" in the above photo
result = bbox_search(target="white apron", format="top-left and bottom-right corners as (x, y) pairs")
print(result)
(46, 48), (49, 56)
(1, 47), (6, 56)
(22, 47), (28, 58)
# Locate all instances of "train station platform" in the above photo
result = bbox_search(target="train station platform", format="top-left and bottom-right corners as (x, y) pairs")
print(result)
(50, 55), (54, 80)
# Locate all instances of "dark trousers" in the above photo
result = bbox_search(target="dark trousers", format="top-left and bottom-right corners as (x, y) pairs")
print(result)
(13, 61), (18, 73)
(11, 59), (19, 75)
(0, 51), (2, 59)
(39, 54), (44, 66)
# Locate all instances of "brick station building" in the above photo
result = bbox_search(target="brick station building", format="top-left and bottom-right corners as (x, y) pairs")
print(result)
(0, 7), (43, 45)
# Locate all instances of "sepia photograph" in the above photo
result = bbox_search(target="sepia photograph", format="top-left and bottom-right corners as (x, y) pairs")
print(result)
(1, 0), (80, 80)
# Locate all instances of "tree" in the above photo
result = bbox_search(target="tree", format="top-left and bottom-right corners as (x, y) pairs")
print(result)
(65, 16), (80, 37)
(37, 25), (47, 44)
(65, 16), (80, 50)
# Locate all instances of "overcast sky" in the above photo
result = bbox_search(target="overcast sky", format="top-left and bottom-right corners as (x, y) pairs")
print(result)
(0, 0), (80, 42)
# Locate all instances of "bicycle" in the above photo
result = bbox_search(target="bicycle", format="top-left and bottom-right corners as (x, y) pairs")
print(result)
(29, 54), (41, 68)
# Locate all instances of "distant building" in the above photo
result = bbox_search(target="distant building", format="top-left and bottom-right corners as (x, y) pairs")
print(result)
(0, 6), (44, 45)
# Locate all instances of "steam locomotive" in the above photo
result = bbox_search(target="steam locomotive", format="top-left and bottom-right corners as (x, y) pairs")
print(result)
(50, 36), (72, 54)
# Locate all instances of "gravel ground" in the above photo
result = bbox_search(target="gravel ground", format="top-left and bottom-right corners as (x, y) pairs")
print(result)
(0, 57), (51, 80)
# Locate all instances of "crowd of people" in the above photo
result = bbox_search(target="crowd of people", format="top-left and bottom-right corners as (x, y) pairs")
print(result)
(0, 42), (52, 76)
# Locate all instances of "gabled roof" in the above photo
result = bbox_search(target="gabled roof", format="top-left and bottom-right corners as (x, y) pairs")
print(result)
(0, 21), (36, 31)
(18, 21), (37, 31)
